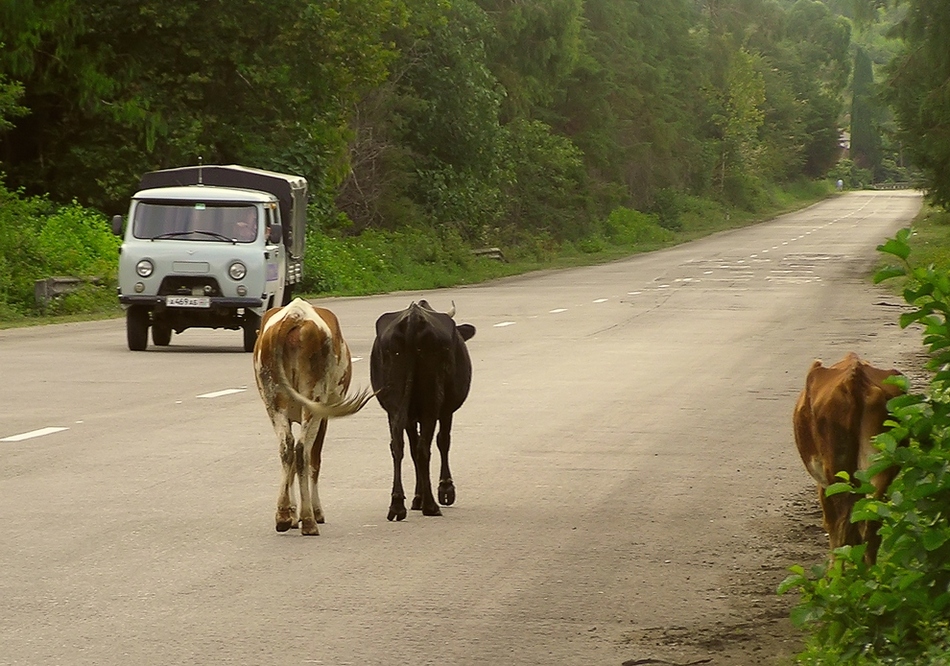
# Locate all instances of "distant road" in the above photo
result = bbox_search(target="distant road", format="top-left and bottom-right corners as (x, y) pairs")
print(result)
(0, 191), (923, 665)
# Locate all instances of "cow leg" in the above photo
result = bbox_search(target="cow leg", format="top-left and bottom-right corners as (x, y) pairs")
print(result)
(296, 416), (324, 535)
(407, 423), (423, 510)
(309, 418), (329, 525)
(819, 485), (861, 551)
(273, 416), (299, 532)
(436, 412), (455, 506)
(412, 417), (441, 516)
(388, 415), (408, 522)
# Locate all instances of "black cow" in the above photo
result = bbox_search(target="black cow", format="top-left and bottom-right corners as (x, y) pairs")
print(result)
(370, 300), (476, 521)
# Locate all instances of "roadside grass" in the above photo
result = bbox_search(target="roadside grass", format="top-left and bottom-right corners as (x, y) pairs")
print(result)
(0, 181), (836, 328)
(904, 205), (950, 269)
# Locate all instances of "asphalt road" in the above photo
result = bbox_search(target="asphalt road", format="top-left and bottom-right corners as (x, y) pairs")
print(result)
(0, 190), (924, 665)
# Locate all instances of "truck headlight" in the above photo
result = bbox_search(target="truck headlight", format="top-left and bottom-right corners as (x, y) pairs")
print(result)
(228, 261), (247, 280)
(135, 259), (154, 277)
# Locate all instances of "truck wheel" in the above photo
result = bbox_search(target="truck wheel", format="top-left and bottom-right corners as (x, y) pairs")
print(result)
(281, 285), (294, 306)
(152, 322), (172, 346)
(127, 306), (149, 351)
(243, 312), (260, 352)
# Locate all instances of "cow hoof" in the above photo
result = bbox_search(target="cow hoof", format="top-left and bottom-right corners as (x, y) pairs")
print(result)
(422, 504), (443, 517)
(301, 518), (320, 536)
(410, 496), (423, 511)
(275, 508), (297, 532)
(388, 506), (407, 522)
(438, 482), (455, 506)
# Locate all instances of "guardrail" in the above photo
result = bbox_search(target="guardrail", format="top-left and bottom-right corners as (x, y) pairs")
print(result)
(472, 247), (506, 262)
(34, 276), (102, 307)
(870, 182), (913, 190)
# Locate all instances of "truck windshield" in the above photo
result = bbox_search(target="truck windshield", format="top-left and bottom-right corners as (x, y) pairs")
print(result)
(133, 202), (259, 242)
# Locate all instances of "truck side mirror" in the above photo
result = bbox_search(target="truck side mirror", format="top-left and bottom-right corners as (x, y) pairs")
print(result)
(268, 223), (282, 244)
(112, 214), (124, 236)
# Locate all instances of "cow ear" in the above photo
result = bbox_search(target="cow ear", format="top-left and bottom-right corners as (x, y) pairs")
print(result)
(456, 323), (476, 341)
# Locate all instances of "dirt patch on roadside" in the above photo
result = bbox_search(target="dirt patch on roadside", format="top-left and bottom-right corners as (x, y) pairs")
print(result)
(619, 486), (828, 666)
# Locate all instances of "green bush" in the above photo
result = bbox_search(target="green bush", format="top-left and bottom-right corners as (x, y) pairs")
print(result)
(301, 225), (479, 295)
(0, 180), (119, 316)
(779, 228), (950, 664)
(602, 207), (675, 246)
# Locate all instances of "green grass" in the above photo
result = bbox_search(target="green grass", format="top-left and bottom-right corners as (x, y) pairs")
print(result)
(905, 206), (950, 269)
(0, 183), (834, 328)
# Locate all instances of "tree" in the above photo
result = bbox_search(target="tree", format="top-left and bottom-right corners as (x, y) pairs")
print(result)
(0, 0), (407, 211)
(851, 46), (883, 178)
(882, 0), (950, 207)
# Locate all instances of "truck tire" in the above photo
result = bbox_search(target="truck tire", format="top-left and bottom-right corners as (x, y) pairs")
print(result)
(127, 306), (149, 351)
(152, 322), (172, 346)
(243, 312), (260, 352)
(281, 284), (294, 306)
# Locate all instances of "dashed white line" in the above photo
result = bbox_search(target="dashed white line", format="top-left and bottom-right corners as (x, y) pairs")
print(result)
(549, 308), (567, 313)
(593, 298), (608, 303)
(494, 321), (516, 328)
(1, 427), (69, 442)
(197, 388), (247, 399)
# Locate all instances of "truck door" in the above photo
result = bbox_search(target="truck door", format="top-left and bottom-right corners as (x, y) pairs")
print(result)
(265, 204), (286, 307)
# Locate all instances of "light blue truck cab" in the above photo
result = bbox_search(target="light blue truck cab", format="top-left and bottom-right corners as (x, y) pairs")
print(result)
(113, 165), (307, 351)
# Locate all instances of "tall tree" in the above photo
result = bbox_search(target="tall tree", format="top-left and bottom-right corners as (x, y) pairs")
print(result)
(851, 46), (882, 176)
(882, 0), (950, 207)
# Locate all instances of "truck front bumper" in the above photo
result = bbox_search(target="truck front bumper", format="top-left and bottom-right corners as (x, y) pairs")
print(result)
(118, 295), (264, 308)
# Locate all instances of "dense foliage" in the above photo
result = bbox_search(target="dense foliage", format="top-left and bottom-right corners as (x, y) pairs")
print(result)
(0, 1), (859, 229)
(0, 177), (119, 318)
(780, 228), (950, 664)
(882, 0), (950, 208)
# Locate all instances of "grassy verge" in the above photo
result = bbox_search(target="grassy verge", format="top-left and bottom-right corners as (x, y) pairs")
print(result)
(0, 181), (835, 329)
(297, 180), (835, 298)
(904, 205), (950, 269)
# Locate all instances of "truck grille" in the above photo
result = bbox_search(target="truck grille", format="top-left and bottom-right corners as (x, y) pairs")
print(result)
(158, 275), (223, 297)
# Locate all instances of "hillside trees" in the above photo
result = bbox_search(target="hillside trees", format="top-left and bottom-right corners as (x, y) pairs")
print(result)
(882, 0), (950, 207)
(0, 0), (408, 213)
(0, 0), (861, 242)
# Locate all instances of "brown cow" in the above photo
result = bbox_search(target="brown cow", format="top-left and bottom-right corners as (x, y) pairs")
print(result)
(253, 298), (373, 535)
(792, 352), (904, 562)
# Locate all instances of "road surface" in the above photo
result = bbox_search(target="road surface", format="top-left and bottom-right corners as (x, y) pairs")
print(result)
(0, 191), (924, 665)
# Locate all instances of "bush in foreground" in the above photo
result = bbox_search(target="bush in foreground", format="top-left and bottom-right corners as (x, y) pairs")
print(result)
(780, 228), (950, 664)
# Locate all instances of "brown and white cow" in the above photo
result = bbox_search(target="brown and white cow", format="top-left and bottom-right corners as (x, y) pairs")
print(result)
(792, 352), (904, 562)
(253, 298), (373, 535)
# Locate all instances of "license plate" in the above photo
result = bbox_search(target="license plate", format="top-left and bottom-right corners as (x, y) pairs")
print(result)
(166, 295), (210, 308)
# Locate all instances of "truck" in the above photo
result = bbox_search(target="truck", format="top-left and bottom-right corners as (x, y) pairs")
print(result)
(112, 164), (307, 352)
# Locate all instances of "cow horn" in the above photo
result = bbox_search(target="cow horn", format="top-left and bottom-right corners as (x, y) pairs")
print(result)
(446, 301), (456, 318)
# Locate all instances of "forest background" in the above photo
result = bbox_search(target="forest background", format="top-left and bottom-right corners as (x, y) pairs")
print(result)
(0, 0), (931, 321)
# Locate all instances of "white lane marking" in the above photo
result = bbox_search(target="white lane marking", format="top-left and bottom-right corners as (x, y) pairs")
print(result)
(628, 291), (642, 295)
(1, 427), (69, 442)
(197, 388), (247, 399)
(494, 321), (516, 328)
(593, 298), (608, 303)
(352, 356), (363, 362)
(549, 308), (567, 313)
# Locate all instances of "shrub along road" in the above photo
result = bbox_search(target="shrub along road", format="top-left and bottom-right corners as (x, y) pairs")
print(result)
(0, 191), (923, 665)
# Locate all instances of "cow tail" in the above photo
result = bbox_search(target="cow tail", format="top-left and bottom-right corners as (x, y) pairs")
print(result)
(273, 312), (374, 419)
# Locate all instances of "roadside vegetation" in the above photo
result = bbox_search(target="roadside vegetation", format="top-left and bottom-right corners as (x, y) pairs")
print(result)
(780, 214), (950, 664)
(0, 174), (832, 327)
(0, 0), (917, 329)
